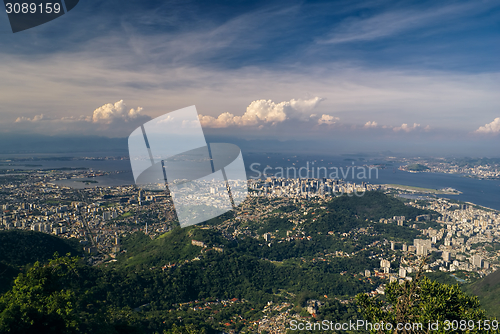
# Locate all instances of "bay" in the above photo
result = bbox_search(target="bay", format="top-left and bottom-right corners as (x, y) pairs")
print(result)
(2, 152), (498, 211)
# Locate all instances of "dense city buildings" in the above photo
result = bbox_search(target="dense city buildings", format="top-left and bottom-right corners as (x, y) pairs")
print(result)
(1, 168), (499, 333)
(397, 157), (500, 180)
(1, 169), (498, 276)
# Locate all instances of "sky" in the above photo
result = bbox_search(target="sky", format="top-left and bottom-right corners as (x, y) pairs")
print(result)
(0, 0), (499, 156)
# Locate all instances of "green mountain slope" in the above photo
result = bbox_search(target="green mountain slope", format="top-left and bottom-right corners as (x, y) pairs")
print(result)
(118, 227), (227, 269)
(326, 191), (433, 221)
(111, 192), (435, 311)
(466, 269), (500, 318)
(119, 192), (432, 268)
(0, 230), (81, 293)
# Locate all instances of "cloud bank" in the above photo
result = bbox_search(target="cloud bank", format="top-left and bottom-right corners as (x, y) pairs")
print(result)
(393, 123), (422, 132)
(364, 121), (378, 128)
(475, 118), (500, 134)
(199, 97), (325, 128)
(317, 114), (339, 125)
(13, 100), (150, 137)
(16, 114), (48, 122)
(92, 100), (145, 124)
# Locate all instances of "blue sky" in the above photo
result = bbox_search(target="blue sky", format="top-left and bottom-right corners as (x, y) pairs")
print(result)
(0, 0), (500, 155)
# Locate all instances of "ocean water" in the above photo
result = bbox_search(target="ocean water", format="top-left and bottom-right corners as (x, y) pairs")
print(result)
(371, 168), (500, 210)
(245, 155), (500, 210)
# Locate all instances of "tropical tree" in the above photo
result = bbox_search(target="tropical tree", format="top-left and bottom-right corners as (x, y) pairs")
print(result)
(356, 259), (498, 334)
(0, 255), (82, 334)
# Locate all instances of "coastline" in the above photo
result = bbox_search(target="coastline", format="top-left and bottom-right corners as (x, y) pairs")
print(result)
(383, 184), (462, 195)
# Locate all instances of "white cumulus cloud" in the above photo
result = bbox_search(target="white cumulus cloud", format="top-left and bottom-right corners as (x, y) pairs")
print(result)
(92, 100), (145, 124)
(364, 121), (378, 128)
(393, 123), (421, 132)
(199, 97), (324, 128)
(13, 100), (150, 137)
(15, 114), (48, 122)
(317, 114), (339, 125)
(475, 118), (500, 134)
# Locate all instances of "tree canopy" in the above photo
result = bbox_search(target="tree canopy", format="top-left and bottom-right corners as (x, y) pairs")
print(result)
(356, 264), (497, 334)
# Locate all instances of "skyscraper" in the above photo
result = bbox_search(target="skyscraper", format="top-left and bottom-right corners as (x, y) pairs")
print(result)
(472, 255), (482, 268)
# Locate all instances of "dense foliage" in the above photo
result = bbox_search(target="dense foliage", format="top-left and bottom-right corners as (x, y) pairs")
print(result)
(466, 268), (500, 319)
(0, 230), (81, 293)
(357, 265), (496, 334)
(0, 255), (142, 334)
(0, 230), (81, 267)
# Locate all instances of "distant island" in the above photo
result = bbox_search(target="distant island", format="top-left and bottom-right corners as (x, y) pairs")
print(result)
(401, 163), (430, 172)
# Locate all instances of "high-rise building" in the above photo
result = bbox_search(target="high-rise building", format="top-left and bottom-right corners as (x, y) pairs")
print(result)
(399, 268), (407, 278)
(380, 259), (391, 268)
(417, 245), (428, 256)
(472, 255), (482, 268)
(414, 239), (431, 256)
(442, 251), (450, 262)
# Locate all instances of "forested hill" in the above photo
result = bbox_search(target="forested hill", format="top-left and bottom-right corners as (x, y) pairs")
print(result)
(0, 230), (81, 292)
(117, 192), (436, 269)
(466, 268), (500, 318)
(325, 191), (433, 221)
(0, 230), (81, 266)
